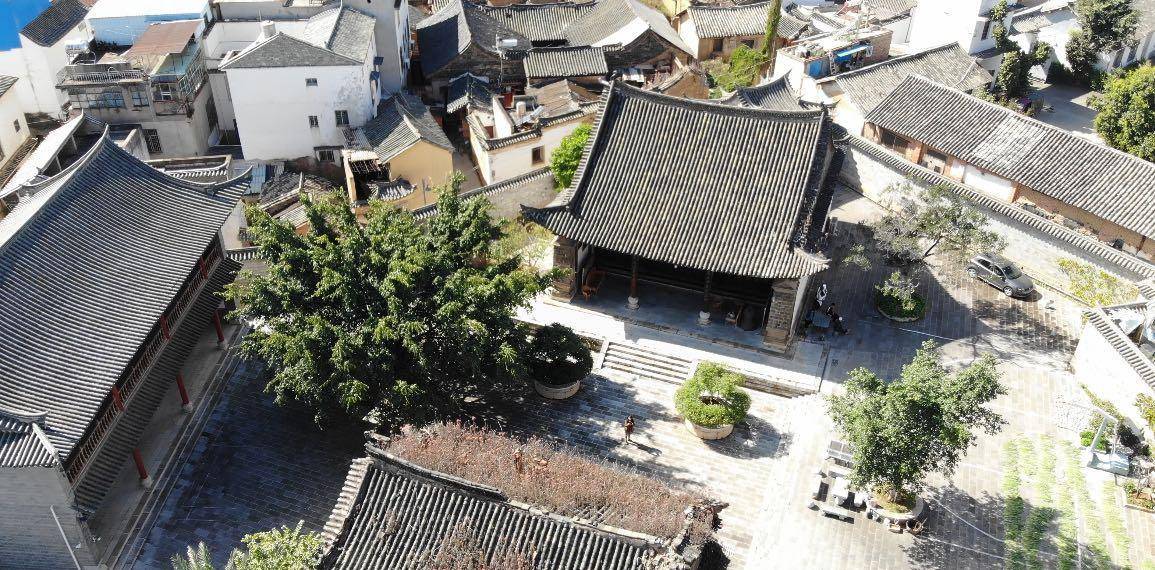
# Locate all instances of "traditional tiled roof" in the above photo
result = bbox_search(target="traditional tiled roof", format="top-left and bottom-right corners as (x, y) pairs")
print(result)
(868, 75), (1155, 238)
(525, 82), (831, 278)
(20, 0), (88, 47)
(446, 73), (496, 113)
(564, 0), (690, 53)
(221, 7), (375, 69)
(408, 4), (429, 29)
(1086, 308), (1155, 390)
(0, 410), (56, 468)
(415, 0), (531, 77)
(718, 75), (809, 111)
(412, 167), (554, 220)
(524, 46), (608, 79)
(832, 43), (991, 114)
(0, 135), (248, 462)
(478, 1), (596, 42)
(359, 93), (454, 162)
(687, 1), (782, 39)
(864, 0), (918, 20)
(0, 75), (16, 99)
(526, 78), (600, 117)
(778, 8), (811, 39)
(320, 447), (657, 569)
(1009, 1), (1072, 34)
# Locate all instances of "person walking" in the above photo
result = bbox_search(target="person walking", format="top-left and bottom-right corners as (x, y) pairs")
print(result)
(826, 303), (848, 335)
(623, 415), (636, 444)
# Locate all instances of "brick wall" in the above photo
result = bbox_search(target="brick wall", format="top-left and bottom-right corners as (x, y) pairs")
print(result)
(0, 466), (97, 568)
(840, 135), (1155, 296)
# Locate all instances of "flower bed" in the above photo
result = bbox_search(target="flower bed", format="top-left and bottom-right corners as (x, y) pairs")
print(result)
(1124, 481), (1155, 512)
(674, 363), (751, 438)
(876, 291), (926, 321)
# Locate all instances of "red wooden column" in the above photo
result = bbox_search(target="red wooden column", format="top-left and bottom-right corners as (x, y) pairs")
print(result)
(176, 372), (192, 412)
(132, 448), (151, 487)
(212, 305), (225, 344)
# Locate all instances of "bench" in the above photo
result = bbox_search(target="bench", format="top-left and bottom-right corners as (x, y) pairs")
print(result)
(582, 269), (606, 300)
(818, 502), (854, 521)
(810, 476), (825, 500)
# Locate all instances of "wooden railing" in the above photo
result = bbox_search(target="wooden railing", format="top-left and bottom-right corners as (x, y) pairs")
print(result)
(64, 243), (223, 484)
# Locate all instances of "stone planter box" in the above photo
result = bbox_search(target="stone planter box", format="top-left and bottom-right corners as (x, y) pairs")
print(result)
(534, 379), (580, 400)
(869, 495), (927, 523)
(684, 420), (733, 440)
(876, 304), (923, 322)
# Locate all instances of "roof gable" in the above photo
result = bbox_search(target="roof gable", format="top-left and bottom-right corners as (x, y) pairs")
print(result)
(20, 0), (88, 47)
(360, 93), (454, 162)
(415, 0), (531, 77)
(525, 82), (831, 278)
(0, 135), (248, 460)
(687, 1), (782, 39)
(867, 75), (1155, 238)
(719, 75), (810, 111)
(833, 42), (991, 114)
(221, 7), (375, 69)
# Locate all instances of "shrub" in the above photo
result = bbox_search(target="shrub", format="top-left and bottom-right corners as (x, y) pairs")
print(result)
(550, 124), (591, 189)
(1058, 258), (1137, 306)
(526, 323), (593, 387)
(1137, 393), (1155, 432)
(674, 363), (751, 427)
(226, 522), (323, 570)
(876, 290), (926, 319)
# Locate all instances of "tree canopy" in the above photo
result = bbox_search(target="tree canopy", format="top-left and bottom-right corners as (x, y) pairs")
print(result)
(1075, 0), (1139, 52)
(762, 0), (783, 59)
(873, 184), (1005, 267)
(550, 124), (591, 189)
(171, 523), (323, 570)
(230, 175), (577, 428)
(826, 341), (1006, 495)
(1092, 63), (1155, 161)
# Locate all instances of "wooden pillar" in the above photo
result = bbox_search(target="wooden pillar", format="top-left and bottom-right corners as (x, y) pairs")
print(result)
(176, 372), (192, 412)
(159, 315), (171, 340)
(699, 272), (714, 325)
(132, 448), (151, 487)
(627, 255), (639, 310)
(111, 386), (125, 411)
(212, 308), (225, 344)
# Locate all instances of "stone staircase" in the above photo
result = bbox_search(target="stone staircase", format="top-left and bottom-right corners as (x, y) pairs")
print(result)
(600, 341), (693, 384)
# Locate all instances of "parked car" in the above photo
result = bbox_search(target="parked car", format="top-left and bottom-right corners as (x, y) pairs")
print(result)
(966, 253), (1034, 298)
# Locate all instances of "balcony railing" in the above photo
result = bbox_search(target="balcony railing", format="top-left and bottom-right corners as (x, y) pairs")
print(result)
(57, 67), (146, 85)
(64, 242), (223, 484)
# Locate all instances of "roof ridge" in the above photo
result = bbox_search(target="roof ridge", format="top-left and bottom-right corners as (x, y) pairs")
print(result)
(689, 0), (778, 11)
(613, 80), (825, 119)
(221, 32), (360, 69)
(0, 406), (48, 425)
(826, 41), (965, 81)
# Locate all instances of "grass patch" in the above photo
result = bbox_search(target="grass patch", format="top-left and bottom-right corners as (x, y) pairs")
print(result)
(1023, 436), (1057, 569)
(1064, 444), (1110, 569)
(1003, 439), (1026, 568)
(1102, 480), (1131, 567)
(873, 490), (917, 514)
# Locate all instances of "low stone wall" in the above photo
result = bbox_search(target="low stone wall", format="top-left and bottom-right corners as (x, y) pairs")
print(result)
(413, 168), (557, 221)
(840, 135), (1155, 298)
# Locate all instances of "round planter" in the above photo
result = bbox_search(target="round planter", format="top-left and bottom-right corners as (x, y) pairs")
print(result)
(876, 296), (927, 322)
(869, 495), (926, 523)
(684, 419), (733, 440)
(534, 379), (580, 400)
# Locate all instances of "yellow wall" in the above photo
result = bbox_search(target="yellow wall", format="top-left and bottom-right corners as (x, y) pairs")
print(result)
(386, 140), (454, 192)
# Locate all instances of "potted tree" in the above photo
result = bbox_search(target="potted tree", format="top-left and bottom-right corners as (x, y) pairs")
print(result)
(826, 340), (1005, 521)
(675, 363), (751, 440)
(527, 323), (593, 399)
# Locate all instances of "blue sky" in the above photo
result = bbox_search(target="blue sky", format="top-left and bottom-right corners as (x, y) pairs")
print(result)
(0, 0), (53, 50)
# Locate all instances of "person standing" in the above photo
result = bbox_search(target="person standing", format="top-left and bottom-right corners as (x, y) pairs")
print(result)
(826, 303), (848, 335)
(623, 415), (636, 443)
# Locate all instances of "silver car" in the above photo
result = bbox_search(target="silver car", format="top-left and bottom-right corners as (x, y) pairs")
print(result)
(967, 253), (1034, 298)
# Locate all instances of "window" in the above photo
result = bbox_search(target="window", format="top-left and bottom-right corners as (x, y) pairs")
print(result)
(305, 78), (318, 86)
(12, 120), (19, 133)
(878, 129), (909, 154)
(68, 88), (125, 110)
(143, 129), (163, 154)
(335, 110), (349, 127)
(980, 19), (992, 40)
(919, 149), (948, 174)
(308, 115), (320, 128)
(153, 83), (174, 102)
(531, 146), (545, 165)
(741, 39), (756, 49)
(318, 149), (335, 162)
(129, 86), (149, 107)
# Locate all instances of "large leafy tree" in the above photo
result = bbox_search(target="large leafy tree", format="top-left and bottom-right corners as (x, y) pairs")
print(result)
(230, 175), (563, 427)
(1075, 0), (1139, 52)
(227, 523), (323, 569)
(1092, 64), (1155, 161)
(826, 341), (1006, 497)
(996, 49), (1033, 99)
(761, 0), (783, 65)
(550, 124), (591, 188)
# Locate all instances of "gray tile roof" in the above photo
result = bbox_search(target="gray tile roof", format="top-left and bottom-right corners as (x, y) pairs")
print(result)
(867, 75), (1155, 239)
(832, 43), (992, 114)
(359, 93), (454, 162)
(777, 9), (810, 39)
(20, 0), (88, 47)
(415, 0), (531, 77)
(718, 75), (809, 111)
(525, 82), (831, 279)
(412, 167), (553, 220)
(863, 0), (918, 20)
(0, 412), (56, 468)
(320, 447), (657, 569)
(0, 76), (17, 99)
(478, 1), (596, 42)
(446, 72), (496, 113)
(1009, 2), (1072, 34)
(524, 46), (608, 78)
(408, 4), (429, 30)
(1086, 308), (1155, 391)
(0, 134), (247, 461)
(564, 0), (690, 54)
(687, 1), (780, 39)
(221, 7), (374, 69)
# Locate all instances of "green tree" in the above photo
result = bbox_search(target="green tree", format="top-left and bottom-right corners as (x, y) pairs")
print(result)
(1057, 258), (1138, 306)
(1075, 0), (1139, 52)
(226, 522), (323, 570)
(1092, 64), (1155, 160)
(231, 174), (572, 428)
(827, 341), (1006, 497)
(990, 0), (1013, 52)
(762, 0), (783, 66)
(707, 46), (768, 92)
(996, 49), (1033, 99)
(525, 323), (593, 387)
(171, 543), (214, 570)
(1065, 29), (1100, 82)
(550, 124), (591, 189)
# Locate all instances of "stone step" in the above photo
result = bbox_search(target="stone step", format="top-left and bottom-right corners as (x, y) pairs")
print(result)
(602, 353), (688, 380)
(605, 343), (693, 370)
(602, 361), (687, 385)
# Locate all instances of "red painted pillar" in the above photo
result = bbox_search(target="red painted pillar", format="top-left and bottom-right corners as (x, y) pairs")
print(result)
(111, 386), (125, 411)
(212, 308), (225, 344)
(160, 315), (171, 340)
(132, 448), (151, 487)
(176, 372), (192, 412)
